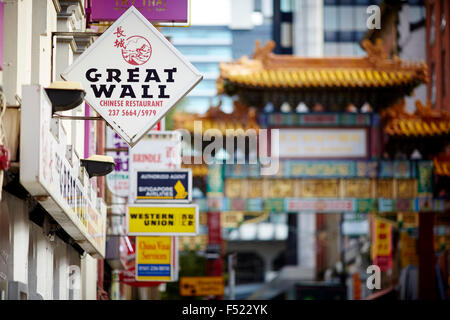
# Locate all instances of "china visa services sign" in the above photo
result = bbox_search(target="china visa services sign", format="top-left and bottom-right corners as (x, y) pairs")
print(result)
(62, 6), (202, 147)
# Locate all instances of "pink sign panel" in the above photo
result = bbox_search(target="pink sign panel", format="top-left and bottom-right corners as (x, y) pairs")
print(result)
(285, 199), (356, 212)
(0, 3), (4, 70)
(89, 0), (188, 23)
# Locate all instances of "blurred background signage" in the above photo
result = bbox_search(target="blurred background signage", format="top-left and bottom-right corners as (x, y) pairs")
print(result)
(135, 236), (178, 282)
(88, 0), (189, 24)
(134, 169), (192, 203)
(129, 131), (182, 201)
(179, 276), (224, 297)
(106, 121), (164, 198)
(276, 128), (367, 159)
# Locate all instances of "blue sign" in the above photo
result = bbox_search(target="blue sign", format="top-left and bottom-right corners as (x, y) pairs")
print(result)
(136, 169), (192, 202)
(137, 264), (171, 277)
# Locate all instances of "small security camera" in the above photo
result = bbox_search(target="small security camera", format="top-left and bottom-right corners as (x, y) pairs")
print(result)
(80, 155), (115, 178)
(45, 81), (86, 113)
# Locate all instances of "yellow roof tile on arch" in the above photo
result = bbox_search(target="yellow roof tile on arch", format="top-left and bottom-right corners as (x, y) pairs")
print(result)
(224, 68), (422, 89)
(219, 40), (427, 91)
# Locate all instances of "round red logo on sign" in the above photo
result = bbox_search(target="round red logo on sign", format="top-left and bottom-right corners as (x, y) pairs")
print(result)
(121, 36), (152, 65)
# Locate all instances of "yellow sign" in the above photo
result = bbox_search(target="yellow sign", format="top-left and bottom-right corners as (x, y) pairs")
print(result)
(371, 218), (393, 271)
(373, 220), (391, 256)
(136, 236), (177, 282)
(127, 204), (198, 236)
(180, 277), (224, 296)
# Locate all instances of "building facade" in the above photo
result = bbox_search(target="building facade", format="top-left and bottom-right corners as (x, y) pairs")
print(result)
(0, 0), (106, 300)
(426, 0), (450, 113)
(273, 0), (424, 58)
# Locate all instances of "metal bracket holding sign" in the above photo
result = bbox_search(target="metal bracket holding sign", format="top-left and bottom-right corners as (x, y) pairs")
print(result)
(135, 236), (179, 282)
(127, 204), (199, 236)
(62, 6), (202, 147)
(133, 169), (192, 203)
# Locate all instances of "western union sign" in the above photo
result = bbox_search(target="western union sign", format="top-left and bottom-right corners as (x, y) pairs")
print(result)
(127, 204), (199, 236)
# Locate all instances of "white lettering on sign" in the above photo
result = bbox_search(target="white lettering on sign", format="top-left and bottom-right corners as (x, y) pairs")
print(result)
(62, 7), (202, 147)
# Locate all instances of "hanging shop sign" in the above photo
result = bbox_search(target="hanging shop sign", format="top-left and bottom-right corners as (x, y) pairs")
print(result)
(89, 0), (189, 24)
(133, 169), (192, 203)
(63, 6), (202, 147)
(119, 236), (162, 287)
(106, 122), (164, 197)
(20, 85), (107, 258)
(128, 131), (182, 201)
(127, 204), (199, 236)
(179, 276), (225, 297)
(372, 219), (393, 271)
(135, 236), (178, 282)
(275, 128), (367, 159)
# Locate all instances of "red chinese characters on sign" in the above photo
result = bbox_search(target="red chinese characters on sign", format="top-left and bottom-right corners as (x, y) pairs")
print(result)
(113, 26), (152, 65)
(114, 26), (126, 38)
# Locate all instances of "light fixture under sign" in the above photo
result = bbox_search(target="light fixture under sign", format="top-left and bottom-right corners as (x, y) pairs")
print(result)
(45, 81), (86, 113)
(80, 155), (115, 178)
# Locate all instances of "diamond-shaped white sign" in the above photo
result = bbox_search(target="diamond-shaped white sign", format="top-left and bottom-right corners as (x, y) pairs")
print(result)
(62, 6), (202, 147)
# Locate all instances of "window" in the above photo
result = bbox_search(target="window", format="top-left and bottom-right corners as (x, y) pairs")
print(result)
(254, 0), (262, 12)
(193, 63), (219, 76)
(162, 28), (232, 42)
(280, 0), (294, 13)
(441, 0), (446, 32)
(235, 252), (265, 284)
(339, 6), (355, 31)
(192, 79), (217, 92)
(324, 6), (339, 31)
(409, 6), (425, 25)
(177, 46), (232, 59)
